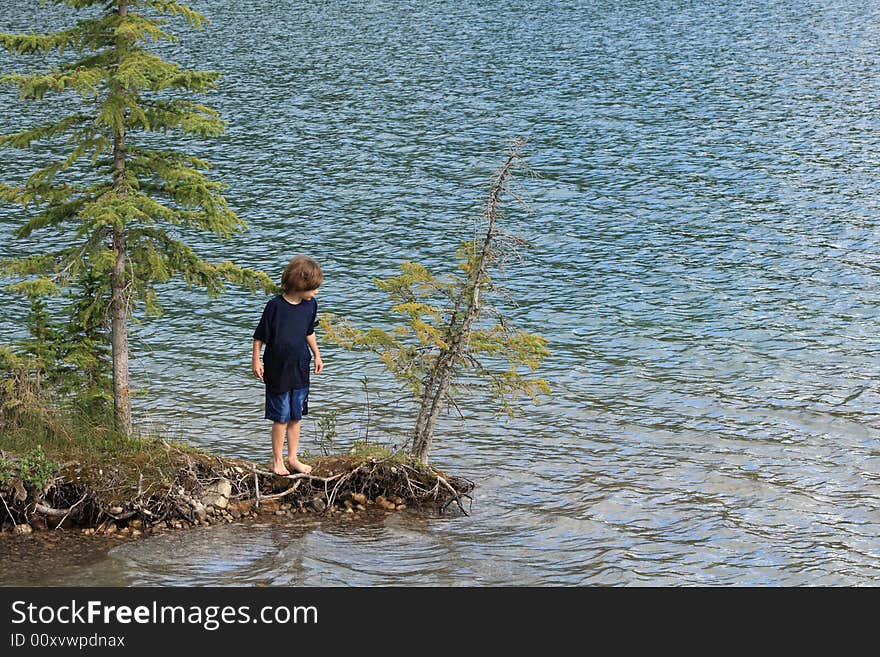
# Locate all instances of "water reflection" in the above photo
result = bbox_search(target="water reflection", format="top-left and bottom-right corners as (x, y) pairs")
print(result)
(1, 0), (879, 585)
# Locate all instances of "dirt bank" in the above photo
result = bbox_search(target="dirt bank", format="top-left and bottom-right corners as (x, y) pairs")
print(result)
(0, 444), (475, 538)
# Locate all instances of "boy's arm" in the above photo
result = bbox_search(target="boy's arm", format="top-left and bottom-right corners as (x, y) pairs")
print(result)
(252, 340), (264, 380)
(306, 333), (323, 374)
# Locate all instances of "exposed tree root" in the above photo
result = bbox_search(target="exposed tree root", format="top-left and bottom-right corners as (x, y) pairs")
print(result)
(0, 447), (475, 537)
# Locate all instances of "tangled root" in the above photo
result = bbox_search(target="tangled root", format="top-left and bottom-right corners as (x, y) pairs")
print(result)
(0, 448), (475, 536)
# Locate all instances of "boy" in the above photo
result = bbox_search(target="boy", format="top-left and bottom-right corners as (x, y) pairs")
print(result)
(252, 255), (324, 475)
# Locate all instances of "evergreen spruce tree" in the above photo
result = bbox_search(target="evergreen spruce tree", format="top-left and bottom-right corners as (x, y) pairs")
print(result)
(0, 0), (274, 435)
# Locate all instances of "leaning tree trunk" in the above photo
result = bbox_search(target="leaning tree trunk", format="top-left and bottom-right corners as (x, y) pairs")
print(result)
(110, 0), (132, 436)
(411, 143), (522, 464)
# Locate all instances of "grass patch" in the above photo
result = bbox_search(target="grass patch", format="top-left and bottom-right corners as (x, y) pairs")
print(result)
(0, 407), (207, 504)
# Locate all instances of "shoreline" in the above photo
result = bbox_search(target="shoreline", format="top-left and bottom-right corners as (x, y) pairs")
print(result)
(0, 442), (475, 539)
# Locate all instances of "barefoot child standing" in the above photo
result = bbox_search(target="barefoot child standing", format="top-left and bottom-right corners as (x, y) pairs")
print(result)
(252, 255), (324, 475)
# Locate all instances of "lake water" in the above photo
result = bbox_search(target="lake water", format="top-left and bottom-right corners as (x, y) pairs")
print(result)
(1, 0), (878, 585)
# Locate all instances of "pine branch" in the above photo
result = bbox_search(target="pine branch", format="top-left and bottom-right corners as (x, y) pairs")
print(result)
(0, 114), (94, 150)
(0, 67), (105, 100)
(145, 1), (209, 28)
(0, 29), (82, 55)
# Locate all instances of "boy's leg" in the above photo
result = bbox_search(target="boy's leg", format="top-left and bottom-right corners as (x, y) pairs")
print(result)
(271, 422), (290, 475)
(286, 420), (312, 474)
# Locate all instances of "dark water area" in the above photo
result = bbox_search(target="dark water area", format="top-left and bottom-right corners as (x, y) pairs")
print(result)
(1, 0), (878, 585)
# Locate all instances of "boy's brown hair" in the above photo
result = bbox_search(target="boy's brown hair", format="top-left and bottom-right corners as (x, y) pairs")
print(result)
(281, 255), (323, 293)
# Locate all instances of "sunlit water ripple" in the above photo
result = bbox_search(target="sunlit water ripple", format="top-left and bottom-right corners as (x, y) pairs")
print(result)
(0, 0), (878, 585)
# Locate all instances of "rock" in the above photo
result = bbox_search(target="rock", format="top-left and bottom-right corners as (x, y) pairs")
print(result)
(128, 519), (143, 530)
(391, 496), (405, 505)
(351, 493), (367, 505)
(275, 510), (285, 516)
(356, 504), (366, 511)
(310, 497), (326, 513)
(259, 499), (281, 514)
(375, 496), (396, 511)
(109, 505), (123, 514)
(345, 507), (354, 514)
(228, 501), (253, 516)
(396, 504), (407, 511)
(202, 478), (232, 510)
(280, 503), (291, 511)
(11, 478), (27, 503)
(130, 529), (142, 538)
(192, 503), (208, 523)
(13, 523), (32, 535)
(343, 500), (353, 510)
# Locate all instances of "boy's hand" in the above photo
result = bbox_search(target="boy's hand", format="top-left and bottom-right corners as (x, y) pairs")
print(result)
(314, 354), (324, 374)
(252, 359), (264, 380)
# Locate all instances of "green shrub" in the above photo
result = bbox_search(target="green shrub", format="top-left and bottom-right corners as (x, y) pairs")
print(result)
(0, 456), (12, 485)
(18, 445), (58, 489)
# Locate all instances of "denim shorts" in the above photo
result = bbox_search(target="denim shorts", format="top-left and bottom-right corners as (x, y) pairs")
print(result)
(265, 386), (309, 423)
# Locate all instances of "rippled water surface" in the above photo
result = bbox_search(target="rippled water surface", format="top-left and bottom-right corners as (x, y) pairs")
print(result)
(1, 0), (879, 585)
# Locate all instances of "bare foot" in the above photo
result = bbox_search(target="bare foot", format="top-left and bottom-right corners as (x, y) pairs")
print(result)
(272, 461), (291, 476)
(288, 459), (312, 474)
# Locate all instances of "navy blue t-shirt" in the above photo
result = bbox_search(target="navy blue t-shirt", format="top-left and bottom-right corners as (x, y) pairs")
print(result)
(253, 295), (318, 394)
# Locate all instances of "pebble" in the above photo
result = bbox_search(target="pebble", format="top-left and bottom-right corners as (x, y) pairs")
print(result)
(376, 495), (396, 510)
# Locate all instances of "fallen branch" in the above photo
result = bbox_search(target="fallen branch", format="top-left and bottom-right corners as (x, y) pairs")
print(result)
(53, 492), (89, 529)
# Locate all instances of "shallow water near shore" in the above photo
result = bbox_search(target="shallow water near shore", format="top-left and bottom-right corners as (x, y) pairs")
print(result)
(1, 0), (879, 585)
